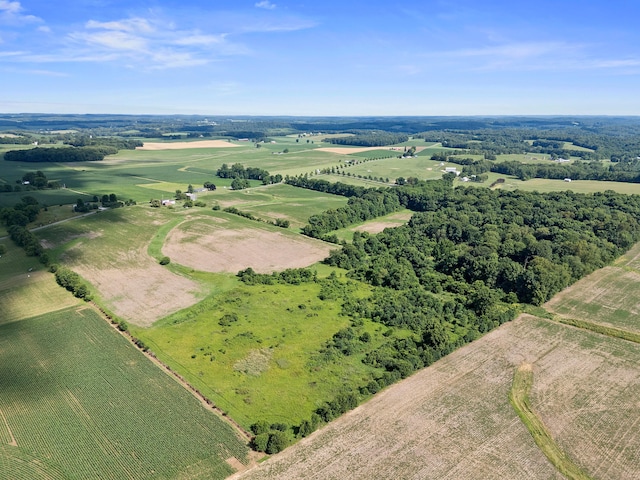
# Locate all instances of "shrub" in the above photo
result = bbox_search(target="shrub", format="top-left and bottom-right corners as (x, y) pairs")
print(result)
(251, 433), (270, 452)
(159, 256), (171, 265)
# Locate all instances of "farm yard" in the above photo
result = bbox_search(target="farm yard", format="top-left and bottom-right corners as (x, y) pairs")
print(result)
(2, 115), (640, 479)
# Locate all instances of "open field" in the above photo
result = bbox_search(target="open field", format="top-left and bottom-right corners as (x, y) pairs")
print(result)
(0, 242), (80, 325)
(235, 315), (640, 480)
(137, 140), (241, 150)
(132, 279), (382, 429)
(38, 206), (206, 326)
(545, 241), (640, 334)
(213, 183), (349, 228)
(0, 307), (249, 479)
(482, 175), (640, 195)
(162, 217), (335, 274)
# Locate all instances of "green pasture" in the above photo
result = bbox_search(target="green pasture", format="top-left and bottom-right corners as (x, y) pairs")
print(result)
(0, 307), (248, 479)
(339, 155), (457, 181)
(0, 242), (80, 325)
(214, 183), (349, 227)
(131, 278), (387, 430)
(492, 176), (640, 195)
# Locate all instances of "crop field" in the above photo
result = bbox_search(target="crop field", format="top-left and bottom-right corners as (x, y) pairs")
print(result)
(213, 183), (348, 228)
(337, 155), (460, 182)
(131, 279), (383, 430)
(0, 307), (249, 479)
(235, 315), (640, 480)
(545, 241), (640, 334)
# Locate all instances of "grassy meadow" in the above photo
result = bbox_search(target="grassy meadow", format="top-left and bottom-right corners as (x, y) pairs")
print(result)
(131, 278), (390, 429)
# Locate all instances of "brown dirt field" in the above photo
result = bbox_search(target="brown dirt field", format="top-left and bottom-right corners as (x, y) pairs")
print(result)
(233, 315), (640, 480)
(162, 221), (335, 274)
(316, 146), (428, 155)
(137, 140), (240, 150)
(73, 261), (202, 327)
(352, 212), (413, 234)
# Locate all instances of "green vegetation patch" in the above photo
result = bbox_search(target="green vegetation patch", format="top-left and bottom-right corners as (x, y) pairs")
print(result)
(132, 279), (385, 429)
(510, 364), (594, 480)
(0, 307), (248, 479)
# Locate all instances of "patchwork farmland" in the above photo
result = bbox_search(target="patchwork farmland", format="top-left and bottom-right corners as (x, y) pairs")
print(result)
(2, 116), (640, 479)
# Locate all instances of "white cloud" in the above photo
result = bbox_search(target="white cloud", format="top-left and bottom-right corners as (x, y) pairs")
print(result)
(0, 0), (42, 24)
(255, 1), (276, 10)
(86, 18), (155, 34)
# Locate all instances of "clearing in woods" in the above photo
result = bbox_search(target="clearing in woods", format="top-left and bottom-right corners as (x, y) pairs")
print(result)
(234, 315), (640, 480)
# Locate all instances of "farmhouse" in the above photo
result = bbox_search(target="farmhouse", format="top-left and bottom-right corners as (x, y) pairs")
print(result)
(564, 178), (572, 182)
(444, 167), (460, 175)
(162, 199), (176, 206)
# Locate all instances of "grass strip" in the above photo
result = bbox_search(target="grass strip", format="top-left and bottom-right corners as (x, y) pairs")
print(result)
(554, 316), (640, 344)
(509, 364), (594, 480)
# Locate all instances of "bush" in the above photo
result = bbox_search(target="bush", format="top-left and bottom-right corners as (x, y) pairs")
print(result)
(159, 256), (170, 265)
(251, 433), (270, 452)
(265, 431), (289, 454)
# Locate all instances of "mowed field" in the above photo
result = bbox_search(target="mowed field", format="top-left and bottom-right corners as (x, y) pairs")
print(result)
(545, 240), (640, 333)
(235, 314), (640, 480)
(0, 307), (249, 479)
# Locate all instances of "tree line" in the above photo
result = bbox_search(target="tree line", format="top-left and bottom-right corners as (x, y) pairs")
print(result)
(4, 146), (117, 162)
(325, 133), (409, 147)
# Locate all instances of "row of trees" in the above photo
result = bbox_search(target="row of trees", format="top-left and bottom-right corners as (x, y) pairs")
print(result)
(325, 133), (409, 147)
(301, 190), (402, 240)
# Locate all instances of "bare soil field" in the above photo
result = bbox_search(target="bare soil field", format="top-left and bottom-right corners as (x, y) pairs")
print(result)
(137, 140), (240, 150)
(71, 248), (203, 326)
(162, 220), (335, 274)
(234, 315), (640, 480)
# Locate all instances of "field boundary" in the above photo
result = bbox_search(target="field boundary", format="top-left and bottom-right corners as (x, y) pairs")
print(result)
(509, 363), (594, 480)
(84, 301), (260, 471)
(552, 314), (640, 344)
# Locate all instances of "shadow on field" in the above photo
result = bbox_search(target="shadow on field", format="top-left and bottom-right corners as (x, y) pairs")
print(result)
(0, 318), (67, 401)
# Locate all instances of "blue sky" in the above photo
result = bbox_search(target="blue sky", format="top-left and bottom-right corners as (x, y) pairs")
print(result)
(1, 0), (640, 115)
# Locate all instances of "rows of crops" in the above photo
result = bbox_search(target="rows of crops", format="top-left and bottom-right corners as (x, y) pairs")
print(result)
(0, 307), (249, 479)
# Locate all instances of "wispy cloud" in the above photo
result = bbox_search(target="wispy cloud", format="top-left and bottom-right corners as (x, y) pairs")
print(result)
(255, 1), (276, 10)
(0, 0), (42, 24)
(59, 16), (243, 69)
